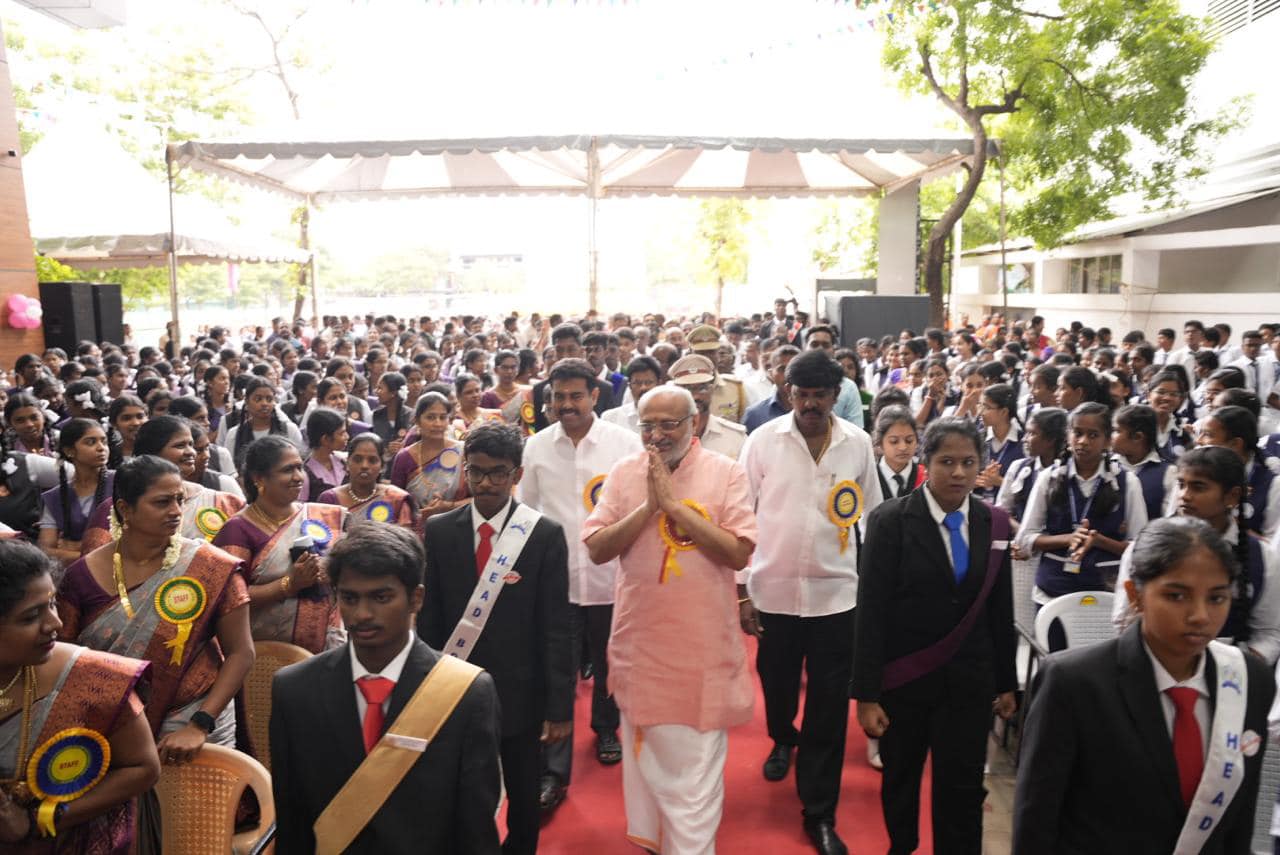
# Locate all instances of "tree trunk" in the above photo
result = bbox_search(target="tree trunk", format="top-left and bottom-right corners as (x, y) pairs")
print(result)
(715, 274), (724, 321)
(922, 123), (989, 328)
(292, 204), (309, 322)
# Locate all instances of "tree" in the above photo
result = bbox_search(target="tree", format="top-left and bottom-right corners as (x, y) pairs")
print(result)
(695, 199), (751, 320)
(881, 0), (1234, 326)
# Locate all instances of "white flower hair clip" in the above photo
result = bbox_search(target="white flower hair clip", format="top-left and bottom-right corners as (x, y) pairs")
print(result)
(1266, 456), (1280, 475)
(1, 457), (17, 476)
(397, 386), (408, 401)
(100, 416), (111, 432)
(74, 391), (92, 405)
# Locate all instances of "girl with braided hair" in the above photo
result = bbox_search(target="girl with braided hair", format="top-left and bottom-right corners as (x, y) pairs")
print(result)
(36, 419), (113, 566)
(1111, 445), (1280, 663)
(223, 377), (304, 471)
(0, 426), (43, 540)
(200, 365), (231, 436)
(1196, 405), (1280, 541)
(1147, 367), (1196, 462)
(107, 394), (147, 467)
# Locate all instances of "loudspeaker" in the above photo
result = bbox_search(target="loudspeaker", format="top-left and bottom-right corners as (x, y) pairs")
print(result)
(825, 294), (931, 347)
(92, 283), (123, 346)
(38, 282), (98, 354)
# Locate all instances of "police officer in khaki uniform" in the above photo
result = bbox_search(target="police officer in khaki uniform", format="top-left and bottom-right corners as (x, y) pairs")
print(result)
(688, 324), (746, 423)
(669, 353), (747, 460)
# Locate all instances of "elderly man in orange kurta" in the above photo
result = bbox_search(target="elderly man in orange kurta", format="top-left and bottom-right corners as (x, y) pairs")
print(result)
(583, 386), (756, 855)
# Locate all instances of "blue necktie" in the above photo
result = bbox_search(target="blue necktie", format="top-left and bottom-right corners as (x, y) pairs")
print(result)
(944, 511), (968, 584)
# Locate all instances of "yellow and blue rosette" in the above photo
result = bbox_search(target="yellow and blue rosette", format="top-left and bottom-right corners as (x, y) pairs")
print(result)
(437, 447), (461, 471)
(365, 500), (394, 523)
(520, 401), (536, 427)
(827, 480), (864, 554)
(154, 576), (207, 665)
(194, 507), (228, 541)
(657, 499), (712, 584)
(27, 727), (110, 836)
(582, 475), (607, 513)
(300, 519), (333, 548)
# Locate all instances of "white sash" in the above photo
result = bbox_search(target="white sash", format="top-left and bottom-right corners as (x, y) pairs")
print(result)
(1173, 641), (1250, 855)
(444, 502), (543, 660)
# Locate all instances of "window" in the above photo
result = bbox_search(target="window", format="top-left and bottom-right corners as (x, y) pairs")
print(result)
(1208, 0), (1280, 37)
(1068, 255), (1122, 295)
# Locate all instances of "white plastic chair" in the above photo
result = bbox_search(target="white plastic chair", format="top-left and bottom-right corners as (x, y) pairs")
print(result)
(1033, 591), (1117, 651)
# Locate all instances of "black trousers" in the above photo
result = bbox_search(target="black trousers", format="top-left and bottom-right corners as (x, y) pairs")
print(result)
(543, 603), (617, 785)
(756, 608), (854, 824)
(500, 729), (542, 855)
(878, 679), (991, 855)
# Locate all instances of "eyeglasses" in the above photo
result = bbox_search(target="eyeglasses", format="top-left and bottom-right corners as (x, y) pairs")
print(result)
(639, 415), (692, 434)
(464, 465), (515, 485)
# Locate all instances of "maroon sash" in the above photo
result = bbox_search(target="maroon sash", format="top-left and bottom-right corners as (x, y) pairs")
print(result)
(881, 503), (1010, 692)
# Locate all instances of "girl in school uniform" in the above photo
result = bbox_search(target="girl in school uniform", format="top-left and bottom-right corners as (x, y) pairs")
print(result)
(975, 383), (1024, 502)
(1112, 403), (1177, 522)
(1112, 445), (1280, 664)
(853, 417), (1018, 855)
(1149, 368), (1197, 462)
(1017, 403), (1148, 608)
(1015, 516), (1275, 854)
(1022, 363), (1059, 423)
(873, 405), (926, 501)
(1197, 405), (1280, 541)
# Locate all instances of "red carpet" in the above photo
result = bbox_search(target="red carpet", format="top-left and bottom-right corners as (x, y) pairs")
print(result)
(531, 637), (935, 854)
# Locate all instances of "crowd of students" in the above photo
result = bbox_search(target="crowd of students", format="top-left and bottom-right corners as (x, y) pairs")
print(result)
(0, 304), (1278, 853)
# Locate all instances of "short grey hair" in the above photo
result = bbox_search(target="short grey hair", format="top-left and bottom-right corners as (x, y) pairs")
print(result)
(637, 385), (696, 419)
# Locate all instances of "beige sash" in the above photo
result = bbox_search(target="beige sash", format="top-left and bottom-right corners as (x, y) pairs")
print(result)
(312, 655), (484, 854)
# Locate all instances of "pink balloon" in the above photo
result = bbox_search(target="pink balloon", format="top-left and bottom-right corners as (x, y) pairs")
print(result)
(6, 294), (25, 314)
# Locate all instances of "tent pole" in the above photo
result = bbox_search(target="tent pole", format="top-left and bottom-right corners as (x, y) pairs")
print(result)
(587, 138), (600, 313)
(165, 146), (181, 355)
(307, 196), (319, 328)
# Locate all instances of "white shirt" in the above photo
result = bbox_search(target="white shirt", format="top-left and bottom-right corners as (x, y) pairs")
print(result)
(350, 631), (416, 724)
(1112, 519), (1280, 663)
(1016, 457), (1149, 559)
(740, 413), (883, 616)
(1229, 356), (1267, 396)
(602, 403), (640, 434)
(470, 496), (514, 551)
(699, 415), (747, 461)
(921, 482), (970, 570)
(878, 457), (914, 499)
(1143, 638), (1211, 760)
(516, 415), (644, 605)
(1118, 449), (1179, 517)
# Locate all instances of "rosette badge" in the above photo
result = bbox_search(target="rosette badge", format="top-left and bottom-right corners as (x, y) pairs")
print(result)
(657, 499), (711, 584)
(827, 481), (864, 554)
(365, 500), (394, 523)
(582, 475), (606, 512)
(28, 728), (110, 835)
(194, 507), (228, 541)
(300, 519), (333, 549)
(437, 448), (461, 471)
(155, 576), (207, 665)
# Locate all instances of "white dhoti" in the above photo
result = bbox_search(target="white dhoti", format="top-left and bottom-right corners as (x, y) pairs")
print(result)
(619, 712), (728, 855)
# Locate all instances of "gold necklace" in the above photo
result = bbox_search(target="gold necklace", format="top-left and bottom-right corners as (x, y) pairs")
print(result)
(347, 483), (378, 504)
(251, 502), (294, 530)
(1, 666), (37, 801)
(113, 548), (136, 619)
(0, 668), (21, 713)
(811, 417), (833, 464)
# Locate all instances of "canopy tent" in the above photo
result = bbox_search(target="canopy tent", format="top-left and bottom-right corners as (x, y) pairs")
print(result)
(24, 120), (311, 268)
(166, 134), (993, 335)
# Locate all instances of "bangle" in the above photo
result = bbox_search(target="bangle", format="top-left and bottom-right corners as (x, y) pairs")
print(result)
(737, 596), (751, 605)
(280, 575), (292, 594)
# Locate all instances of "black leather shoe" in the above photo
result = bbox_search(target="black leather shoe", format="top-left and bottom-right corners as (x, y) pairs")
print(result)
(803, 820), (848, 855)
(762, 743), (794, 781)
(595, 731), (622, 765)
(538, 775), (565, 812)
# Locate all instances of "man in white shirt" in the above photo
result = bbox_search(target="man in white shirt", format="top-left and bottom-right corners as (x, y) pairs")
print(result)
(736, 338), (775, 405)
(1167, 320), (1207, 376)
(738, 349), (884, 855)
(603, 355), (661, 435)
(669, 354), (748, 461)
(518, 358), (645, 807)
(1229, 329), (1271, 398)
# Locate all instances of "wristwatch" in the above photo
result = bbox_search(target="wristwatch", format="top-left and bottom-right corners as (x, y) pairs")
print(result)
(189, 710), (216, 735)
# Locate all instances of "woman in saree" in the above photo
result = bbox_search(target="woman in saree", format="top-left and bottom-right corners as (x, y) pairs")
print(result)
(480, 350), (535, 434)
(452, 372), (502, 437)
(56, 455), (253, 759)
(389, 392), (469, 529)
(314, 377), (372, 438)
(317, 433), (416, 530)
(212, 436), (348, 654)
(80, 416), (245, 554)
(0, 540), (159, 853)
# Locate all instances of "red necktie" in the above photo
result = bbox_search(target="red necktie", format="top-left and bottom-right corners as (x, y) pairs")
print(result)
(357, 676), (395, 753)
(1166, 687), (1203, 808)
(476, 521), (495, 577)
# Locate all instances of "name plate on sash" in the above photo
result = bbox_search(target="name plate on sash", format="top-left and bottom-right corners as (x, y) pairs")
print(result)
(1173, 641), (1249, 855)
(444, 503), (543, 660)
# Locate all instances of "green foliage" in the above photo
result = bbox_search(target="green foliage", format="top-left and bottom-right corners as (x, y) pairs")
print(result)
(882, 0), (1234, 250)
(695, 199), (751, 286)
(34, 253), (77, 282)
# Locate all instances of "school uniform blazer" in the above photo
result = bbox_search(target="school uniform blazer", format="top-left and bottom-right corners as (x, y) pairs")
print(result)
(1013, 623), (1276, 855)
(418, 501), (575, 737)
(269, 639), (502, 855)
(851, 489), (1017, 704)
